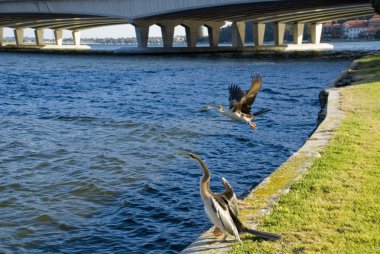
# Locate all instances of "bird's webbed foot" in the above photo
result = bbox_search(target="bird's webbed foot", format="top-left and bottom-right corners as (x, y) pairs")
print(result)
(213, 227), (224, 237)
(249, 121), (257, 129)
(221, 234), (228, 242)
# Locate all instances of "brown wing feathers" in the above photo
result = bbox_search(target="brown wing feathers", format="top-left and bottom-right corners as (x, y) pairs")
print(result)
(228, 84), (245, 110)
(239, 73), (263, 114)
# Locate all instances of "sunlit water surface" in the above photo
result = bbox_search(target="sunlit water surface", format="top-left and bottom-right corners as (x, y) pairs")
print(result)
(0, 53), (350, 253)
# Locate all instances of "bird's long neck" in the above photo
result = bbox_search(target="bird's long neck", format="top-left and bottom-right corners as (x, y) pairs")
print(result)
(192, 156), (212, 200)
(217, 105), (225, 112)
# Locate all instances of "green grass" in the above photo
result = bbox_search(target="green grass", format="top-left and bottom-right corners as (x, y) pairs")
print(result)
(231, 53), (380, 254)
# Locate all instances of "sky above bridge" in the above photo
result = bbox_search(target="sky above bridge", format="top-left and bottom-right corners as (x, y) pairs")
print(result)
(2, 24), (181, 39)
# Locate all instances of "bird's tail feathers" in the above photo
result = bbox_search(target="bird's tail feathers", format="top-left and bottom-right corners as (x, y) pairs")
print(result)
(252, 108), (271, 117)
(242, 226), (281, 241)
(229, 206), (281, 241)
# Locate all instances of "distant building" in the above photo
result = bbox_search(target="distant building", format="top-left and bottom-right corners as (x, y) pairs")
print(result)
(369, 15), (380, 28)
(342, 20), (368, 39)
(360, 27), (380, 39)
(322, 22), (342, 40)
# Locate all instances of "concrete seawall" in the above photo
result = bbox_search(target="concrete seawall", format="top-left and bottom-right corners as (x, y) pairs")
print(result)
(0, 44), (377, 59)
(180, 61), (359, 253)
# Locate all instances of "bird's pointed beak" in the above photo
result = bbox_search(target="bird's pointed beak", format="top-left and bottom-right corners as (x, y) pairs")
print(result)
(200, 105), (217, 111)
(177, 150), (192, 158)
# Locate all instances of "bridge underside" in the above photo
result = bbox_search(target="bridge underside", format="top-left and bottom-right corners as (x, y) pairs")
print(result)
(0, 0), (375, 51)
(143, 0), (372, 22)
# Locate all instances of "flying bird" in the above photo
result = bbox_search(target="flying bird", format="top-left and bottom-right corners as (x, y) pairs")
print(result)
(179, 152), (281, 243)
(202, 73), (270, 129)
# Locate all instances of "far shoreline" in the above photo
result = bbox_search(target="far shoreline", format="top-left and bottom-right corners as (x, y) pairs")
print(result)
(0, 44), (378, 59)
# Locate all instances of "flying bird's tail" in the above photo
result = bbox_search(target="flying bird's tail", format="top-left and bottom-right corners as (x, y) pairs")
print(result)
(241, 226), (282, 241)
(252, 108), (271, 117)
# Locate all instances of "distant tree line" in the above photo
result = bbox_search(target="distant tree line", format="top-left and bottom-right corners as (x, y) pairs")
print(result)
(376, 30), (380, 39)
(371, 0), (380, 14)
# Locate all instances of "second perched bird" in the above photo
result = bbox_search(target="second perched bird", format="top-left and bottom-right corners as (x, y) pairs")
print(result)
(202, 73), (270, 129)
(180, 152), (281, 243)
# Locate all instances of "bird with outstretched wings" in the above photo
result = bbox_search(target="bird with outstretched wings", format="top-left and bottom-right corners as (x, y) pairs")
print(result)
(201, 72), (269, 129)
(229, 73), (263, 114)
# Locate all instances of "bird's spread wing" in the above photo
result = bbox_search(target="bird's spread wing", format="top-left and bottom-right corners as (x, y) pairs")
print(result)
(228, 84), (245, 110)
(221, 177), (235, 200)
(239, 73), (263, 114)
(209, 197), (240, 239)
(221, 177), (239, 216)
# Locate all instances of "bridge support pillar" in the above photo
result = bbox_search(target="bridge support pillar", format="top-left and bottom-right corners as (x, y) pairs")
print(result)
(134, 23), (150, 48)
(158, 22), (175, 48)
(231, 22), (245, 47)
(14, 29), (24, 46)
(0, 27), (3, 46)
(273, 22), (285, 46)
(54, 30), (63, 46)
(253, 23), (266, 46)
(184, 23), (200, 48)
(292, 22), (304, 45)
(205, 22), (224, 47)
(72, 30), (81, 46)
(311, 23), (322, 44)
(34, 29), (44, 46)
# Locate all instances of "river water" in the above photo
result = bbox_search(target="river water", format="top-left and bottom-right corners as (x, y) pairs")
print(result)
(0, 53), (351, 253)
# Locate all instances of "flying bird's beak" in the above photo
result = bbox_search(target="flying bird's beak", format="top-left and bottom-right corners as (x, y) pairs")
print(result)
(200, 105), (218, 111)
(177, 151), (192, 158)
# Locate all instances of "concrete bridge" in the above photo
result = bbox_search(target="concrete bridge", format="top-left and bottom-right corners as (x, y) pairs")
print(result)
(0, 0), (375, 51)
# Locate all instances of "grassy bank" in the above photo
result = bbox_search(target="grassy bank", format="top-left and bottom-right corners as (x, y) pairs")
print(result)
(231, 53), (380, 253)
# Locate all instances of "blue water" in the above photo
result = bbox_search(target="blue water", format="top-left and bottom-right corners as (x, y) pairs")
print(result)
(0, 53), (350, 253)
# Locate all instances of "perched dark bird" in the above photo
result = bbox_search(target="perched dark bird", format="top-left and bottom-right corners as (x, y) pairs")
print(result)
(202, 73), (270, 129)
(179, 152), (281, 243)
(212, 176), (239, 237)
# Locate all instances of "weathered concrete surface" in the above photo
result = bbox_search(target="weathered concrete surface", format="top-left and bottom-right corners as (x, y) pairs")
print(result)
(181, 64), (353, 254)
